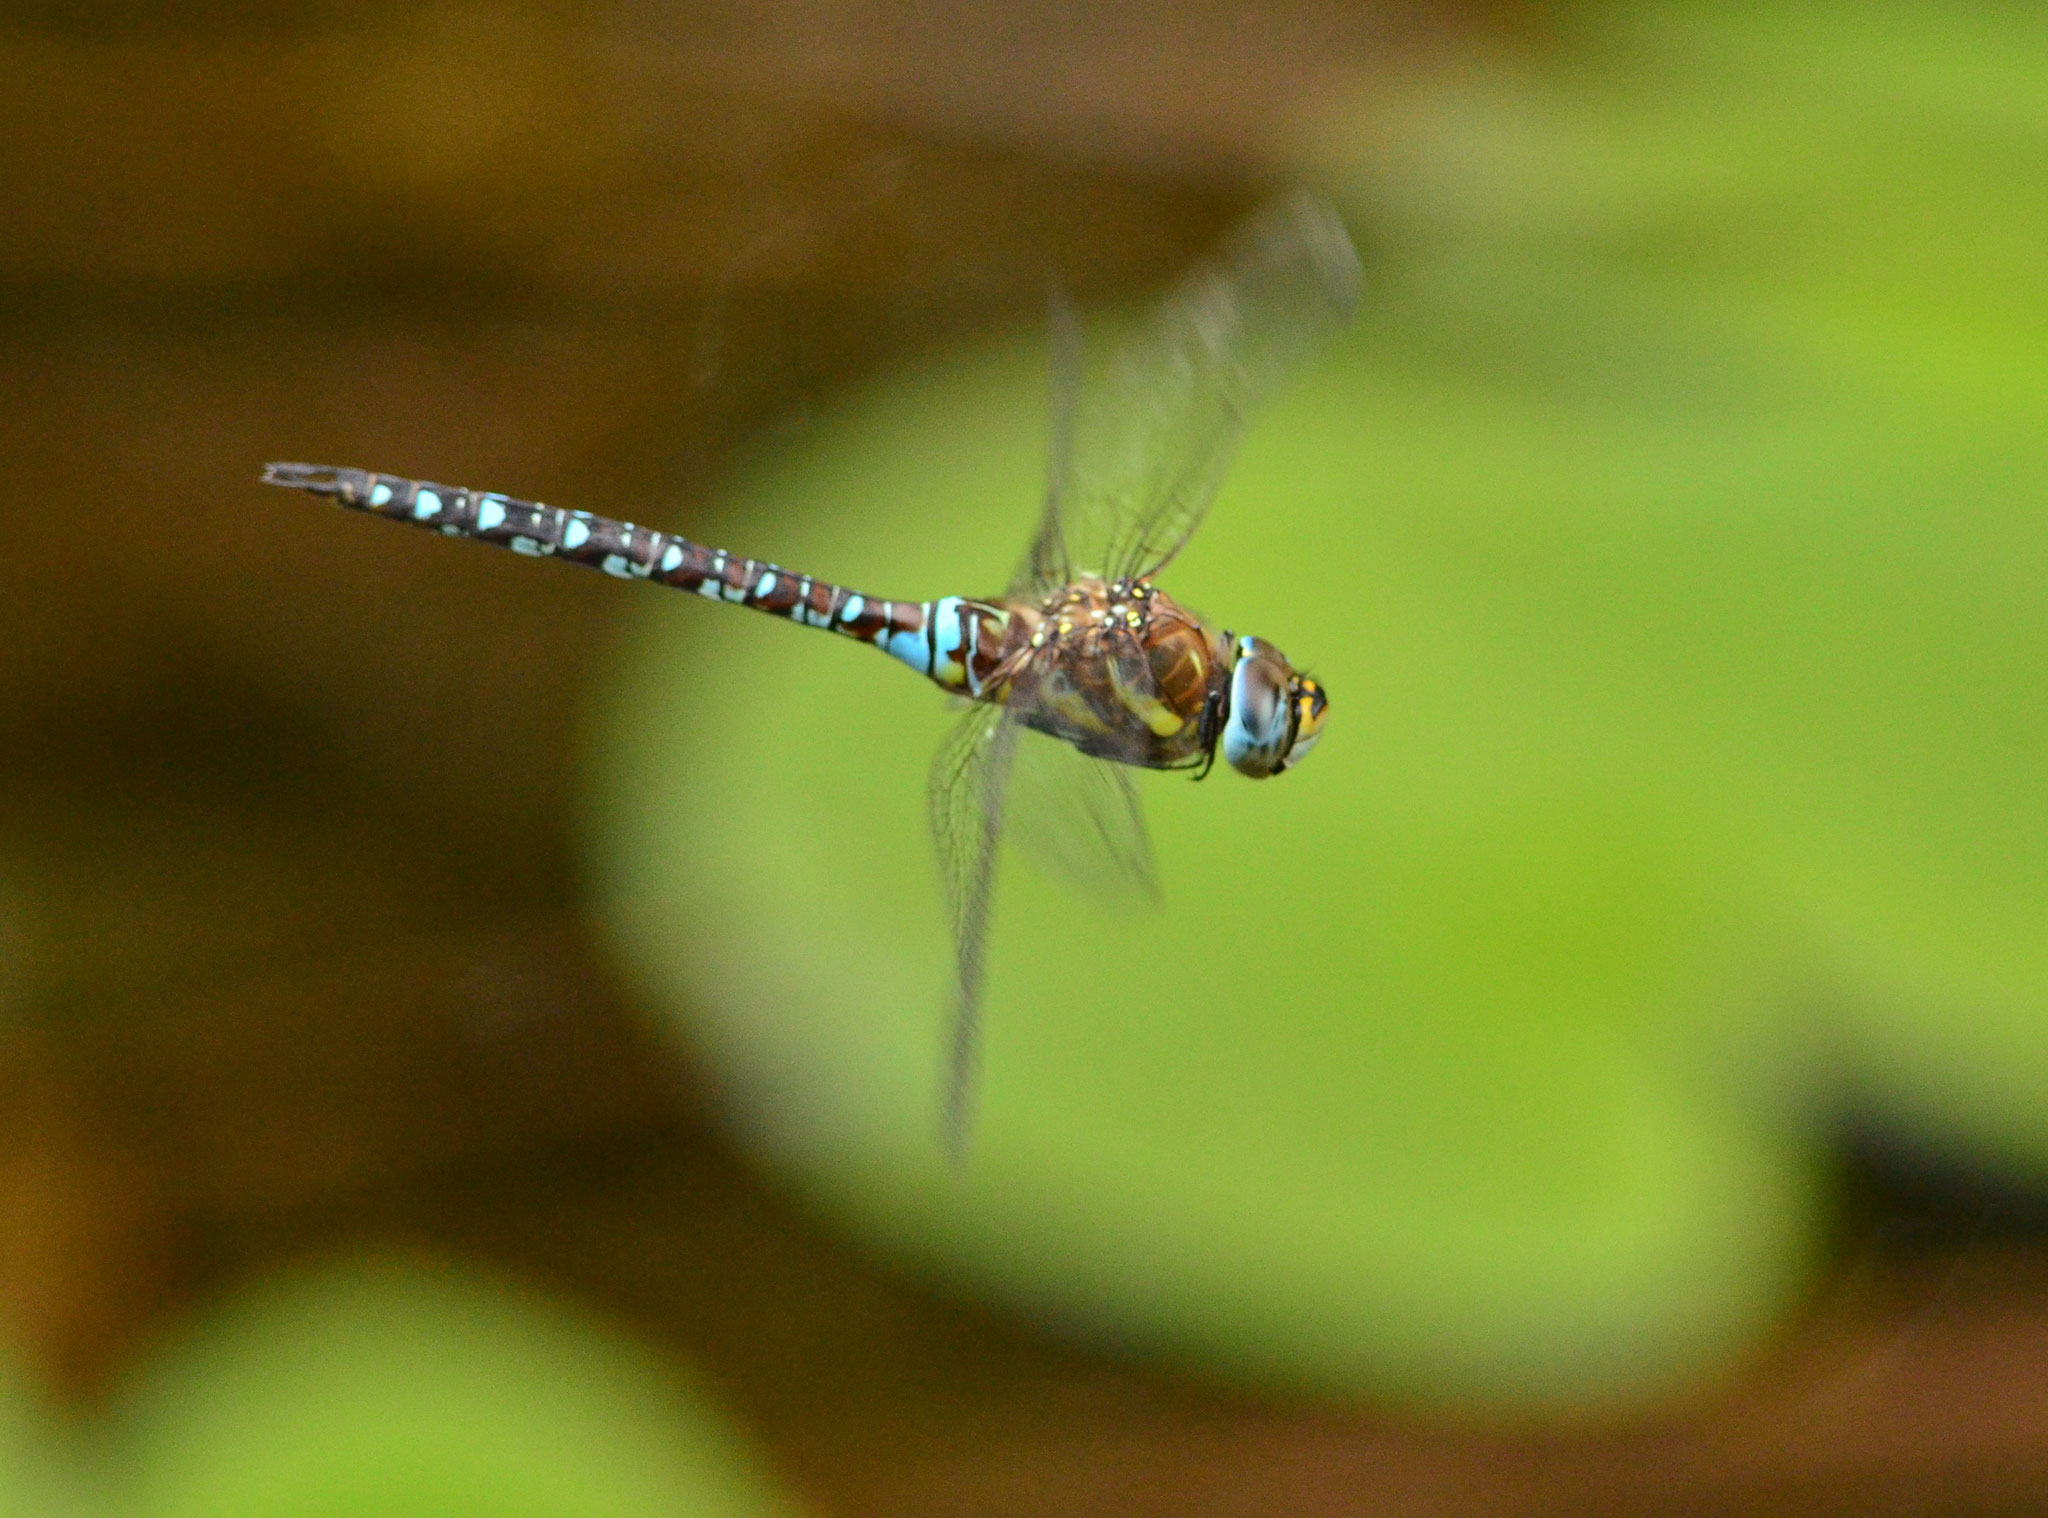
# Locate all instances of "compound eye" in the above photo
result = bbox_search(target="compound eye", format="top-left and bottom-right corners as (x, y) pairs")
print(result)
(1223, 650), (1293, 776)
(1238, 662), (1283, 738)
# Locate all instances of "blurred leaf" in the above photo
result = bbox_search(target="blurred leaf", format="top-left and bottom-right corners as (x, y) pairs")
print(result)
(585, 0), (2048, 1407)
(118, 1259), (804, 1518)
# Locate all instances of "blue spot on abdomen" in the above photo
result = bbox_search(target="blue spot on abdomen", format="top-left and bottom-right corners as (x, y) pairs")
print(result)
(885, 626), (931, 674)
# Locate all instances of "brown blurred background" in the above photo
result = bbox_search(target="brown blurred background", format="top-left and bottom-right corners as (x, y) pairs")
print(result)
(5, 3), (2048, 1513)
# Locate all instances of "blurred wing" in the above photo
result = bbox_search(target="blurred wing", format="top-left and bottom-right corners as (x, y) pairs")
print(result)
(1005, 726), (1159, 902)
(928, 699), (1020, 1158)
(1009, 285), (1085, 599)
(1033, 193), (1363, 589)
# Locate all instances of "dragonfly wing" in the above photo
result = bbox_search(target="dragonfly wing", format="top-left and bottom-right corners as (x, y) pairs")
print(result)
(1041, 193), (1362, 587)
(1005, 726), (1159, 902)
(1008, 285), (1086, 600)
(928, 698), (1021, 1157)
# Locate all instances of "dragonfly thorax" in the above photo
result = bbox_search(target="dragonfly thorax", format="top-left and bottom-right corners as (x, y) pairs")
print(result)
(999, 577), (1228, 772)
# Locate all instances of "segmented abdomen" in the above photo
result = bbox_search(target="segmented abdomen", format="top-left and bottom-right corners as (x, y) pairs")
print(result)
(262, 463), (1009, 695)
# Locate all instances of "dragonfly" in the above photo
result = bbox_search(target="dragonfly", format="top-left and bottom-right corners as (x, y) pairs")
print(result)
(264, 192), (1360, 1155)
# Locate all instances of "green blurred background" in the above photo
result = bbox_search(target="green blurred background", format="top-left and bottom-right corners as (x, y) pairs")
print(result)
(5, 1), (2048, 1513)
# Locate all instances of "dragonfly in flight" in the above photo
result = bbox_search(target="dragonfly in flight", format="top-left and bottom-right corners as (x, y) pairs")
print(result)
(264, 192), (1361, 1155)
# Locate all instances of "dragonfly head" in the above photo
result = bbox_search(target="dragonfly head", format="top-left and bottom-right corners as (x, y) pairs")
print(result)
(1222, 635), (1327, 778)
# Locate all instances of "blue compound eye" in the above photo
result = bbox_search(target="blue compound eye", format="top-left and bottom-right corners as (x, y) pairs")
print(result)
(1223, 639), (1291, 778)
(1223, 638), (1326, 778)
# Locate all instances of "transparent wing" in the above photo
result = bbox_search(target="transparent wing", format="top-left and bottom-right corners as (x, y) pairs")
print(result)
(928, 699), (1020, 1158)
(1010, 192), (1362, 596)
(1008, 285), (1085, 600)
(1005, 726), (1159, 902)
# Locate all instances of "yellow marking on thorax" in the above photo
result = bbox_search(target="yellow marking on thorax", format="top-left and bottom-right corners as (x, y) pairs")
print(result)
(1108, 659), (1189, 738)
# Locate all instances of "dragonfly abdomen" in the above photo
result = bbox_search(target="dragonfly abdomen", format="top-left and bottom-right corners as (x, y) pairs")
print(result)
(262, 463), (1008, 694)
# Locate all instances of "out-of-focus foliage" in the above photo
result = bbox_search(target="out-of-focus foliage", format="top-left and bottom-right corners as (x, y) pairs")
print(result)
(1345, 0), (2048, 1176)
(589, 322), (1817, 1406)
(114, 1259), (804, 1518)
(0, 1348), (94, 1518)
(589, 0), (2048, 1407)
